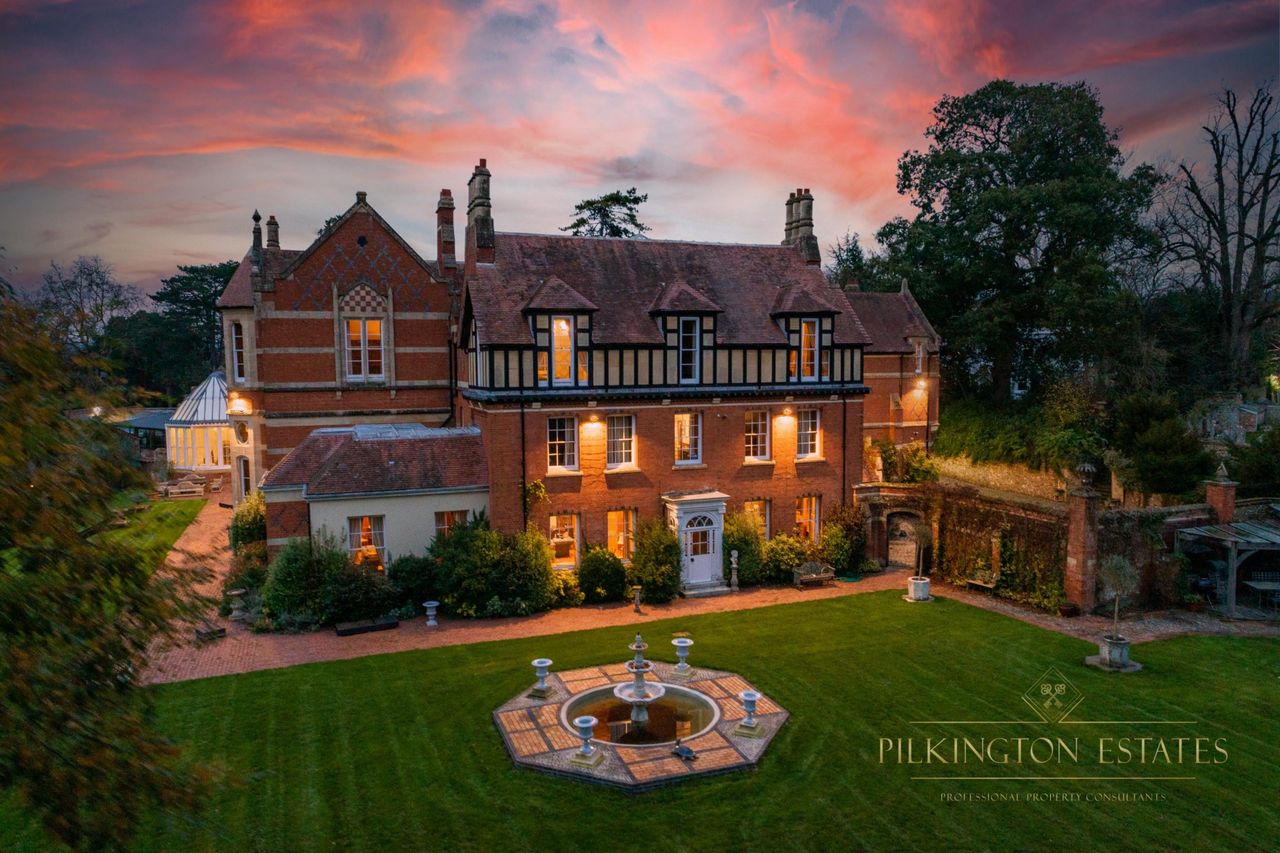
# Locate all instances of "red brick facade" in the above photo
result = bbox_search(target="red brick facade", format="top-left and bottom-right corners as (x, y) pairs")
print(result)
(223, 163), (941, 569)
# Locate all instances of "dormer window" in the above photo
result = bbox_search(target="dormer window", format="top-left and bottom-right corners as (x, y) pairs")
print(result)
(551, 315), (574, 385)
(789, 317), (821, 381)
(678, 317), (700, 383)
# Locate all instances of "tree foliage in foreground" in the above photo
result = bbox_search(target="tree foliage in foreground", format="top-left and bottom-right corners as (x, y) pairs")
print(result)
(0, 295), (211, 849)
(561, 187), (652, 238)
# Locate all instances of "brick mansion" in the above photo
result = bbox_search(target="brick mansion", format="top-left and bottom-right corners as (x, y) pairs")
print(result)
(217, 161), (939, 594)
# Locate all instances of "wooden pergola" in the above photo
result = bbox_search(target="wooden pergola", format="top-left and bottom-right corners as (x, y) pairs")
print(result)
(1175, 520), (1280, 618)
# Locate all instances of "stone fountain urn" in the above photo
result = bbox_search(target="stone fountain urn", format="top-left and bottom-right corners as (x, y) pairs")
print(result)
(613, 633), (666, 726)
(1099, 635), (1131, 668)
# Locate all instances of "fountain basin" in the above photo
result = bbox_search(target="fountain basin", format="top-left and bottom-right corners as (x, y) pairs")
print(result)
(561, 683), (720, 746)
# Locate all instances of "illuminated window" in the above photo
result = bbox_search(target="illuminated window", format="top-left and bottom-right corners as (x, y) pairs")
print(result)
(547, 417), (578, 470)
(795, 496), (820, 542)
(797, 409), (821, 458)
(744, 499), (770, 539)
(537, 351), (548, 384)
(549, 514), (579, 567)
(607, 509), (636, 560)
(552, 315), (574, 385)
(434, 510), (469, 537)
(678, 317), (700, 383)
(231, 322), (246, 383)
(346, 318), (383, 380)
(799, 319), (818, 380)
(674, 413), (701, 464)
(347, 515), (386, 569)
(745, 411), (770, 461)
(237, 457), (251, 497)
(606, 414), (635, 468)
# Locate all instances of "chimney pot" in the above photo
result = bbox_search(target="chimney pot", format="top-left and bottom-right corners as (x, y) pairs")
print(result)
(266, 215), (280, 249)
(479, 158), (486, 168)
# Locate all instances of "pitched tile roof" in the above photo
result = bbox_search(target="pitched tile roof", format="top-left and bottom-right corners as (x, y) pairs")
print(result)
(843, 289), (940, 354)
(216, 248), (300, 308)
(261, 425), (488, 498)
(466, 233), (871, 347)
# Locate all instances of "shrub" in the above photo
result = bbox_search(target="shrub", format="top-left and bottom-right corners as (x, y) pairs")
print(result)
(722, 512), (765, 587)
(762, 533), (809, 584)
(261, 533), (348, 626)
(550, 569), (585, 608)
(579, 546), (628, 603)
(229, 490), (266, 550)
(319, 560), (397, 624)
(627, 519), (681, 603)
(219, 540), (268, 617)
(823, 503), (868, 575)
(387, 554), (437, 608)
(431, 519), (560, 618)
(819, 524), (853, 574)
(1128, 418), (1212, 496)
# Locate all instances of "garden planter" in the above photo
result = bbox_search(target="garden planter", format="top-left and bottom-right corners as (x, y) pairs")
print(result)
(1099, 635), (1131, 669)
(1057, 603), (1080, 618)
(907, 576), (931, 602)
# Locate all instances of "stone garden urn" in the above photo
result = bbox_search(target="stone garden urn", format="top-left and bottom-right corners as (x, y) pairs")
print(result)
(906, 575), (931, 602)
(1099, 635), (1131, 669)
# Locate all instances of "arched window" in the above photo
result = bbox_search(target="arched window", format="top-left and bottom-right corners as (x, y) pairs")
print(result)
(685, 514), (715, 557)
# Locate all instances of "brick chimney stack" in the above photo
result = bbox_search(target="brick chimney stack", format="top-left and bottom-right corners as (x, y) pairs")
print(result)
(790, 188), (820, 265)
(266, 215), (280, 249)
(467, 158), (495, 265)
(1205, 463), (1238, 523)
(783, 190), (798, 245)
(436, 189), (456, 280)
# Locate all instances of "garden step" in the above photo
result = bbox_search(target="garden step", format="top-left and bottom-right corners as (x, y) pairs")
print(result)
(334, 616), (400, 637)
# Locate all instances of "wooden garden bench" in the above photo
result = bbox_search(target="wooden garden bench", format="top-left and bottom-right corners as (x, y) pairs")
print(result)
(793, 561), (835, 589)
(967, 568), (1000, 593)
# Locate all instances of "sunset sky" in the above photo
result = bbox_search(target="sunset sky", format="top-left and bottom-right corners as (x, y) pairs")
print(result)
(0, 0), (1275, 293)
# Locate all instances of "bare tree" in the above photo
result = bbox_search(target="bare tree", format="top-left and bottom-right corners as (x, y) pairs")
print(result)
(1165, 85), (1280, 388)
(33, 255), (139, 358)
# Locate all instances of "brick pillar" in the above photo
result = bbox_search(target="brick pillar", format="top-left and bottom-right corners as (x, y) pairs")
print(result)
(1064, 472), (1099, 612)
(1204, 464), (1237, 523)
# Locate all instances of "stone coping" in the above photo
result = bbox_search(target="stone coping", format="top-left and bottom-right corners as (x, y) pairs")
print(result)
(493, 659), (787, 791)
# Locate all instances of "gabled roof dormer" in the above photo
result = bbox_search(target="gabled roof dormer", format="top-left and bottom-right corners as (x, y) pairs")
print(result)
(521, 275), (599, 315)
(770, 284), (840, 317)
(647, 279), (722, 315)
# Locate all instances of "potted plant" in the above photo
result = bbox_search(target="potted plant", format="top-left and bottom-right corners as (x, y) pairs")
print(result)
(906, 523), (933, 602)
(1096, 555), (1139, 669)
(1182, 593), (1205, 613)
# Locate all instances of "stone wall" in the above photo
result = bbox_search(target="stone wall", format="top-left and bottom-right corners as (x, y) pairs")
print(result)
(935, 456), (1066, 501)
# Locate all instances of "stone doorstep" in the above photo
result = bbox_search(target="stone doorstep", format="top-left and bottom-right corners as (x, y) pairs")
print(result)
(682, 583), (732, 598)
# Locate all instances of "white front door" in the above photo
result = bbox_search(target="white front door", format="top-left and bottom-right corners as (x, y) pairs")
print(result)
(682, 514), (720, 587)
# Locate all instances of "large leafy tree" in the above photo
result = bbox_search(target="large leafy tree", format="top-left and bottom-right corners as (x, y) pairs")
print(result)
(1164, 86), (1279, 389)
(0, 295), (211, 848)
(880, 80), (1160, 400)
(150, 260), (238, 374)
(561, 188), (652, 238)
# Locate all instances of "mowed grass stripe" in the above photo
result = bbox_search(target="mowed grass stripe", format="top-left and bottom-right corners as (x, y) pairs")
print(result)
(4, 591), (1276, 852)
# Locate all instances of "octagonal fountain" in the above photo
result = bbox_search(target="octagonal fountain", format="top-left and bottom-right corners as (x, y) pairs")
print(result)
(493, 632), (788, 790)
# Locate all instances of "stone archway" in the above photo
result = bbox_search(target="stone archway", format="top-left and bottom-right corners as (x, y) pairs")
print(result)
(887, 512), (924, 570)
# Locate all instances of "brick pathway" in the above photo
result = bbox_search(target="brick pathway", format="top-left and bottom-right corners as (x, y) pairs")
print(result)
(146, 504), (1279, 685)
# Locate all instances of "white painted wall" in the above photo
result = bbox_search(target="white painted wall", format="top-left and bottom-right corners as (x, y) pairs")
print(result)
(307, 489), (489, 562)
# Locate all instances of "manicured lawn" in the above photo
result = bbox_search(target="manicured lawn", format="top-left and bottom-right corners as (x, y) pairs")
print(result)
(102, 498), (205, 562)
(4, 592), (1277, 851)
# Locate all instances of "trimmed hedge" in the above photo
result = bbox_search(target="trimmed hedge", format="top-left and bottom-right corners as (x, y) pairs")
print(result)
(229, 490), (266, 550)
(761, 534), (809, 584)
(627, 519), (681, 603)
(578, 546), (628, 603)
